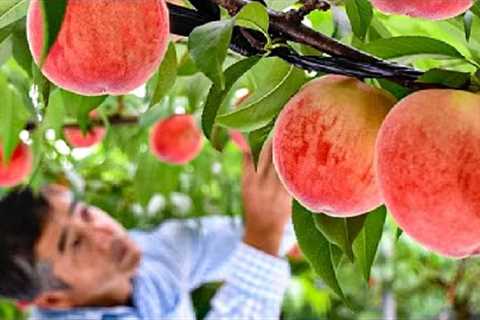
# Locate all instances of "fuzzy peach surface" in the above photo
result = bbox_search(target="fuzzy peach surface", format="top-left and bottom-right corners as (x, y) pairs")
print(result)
(0, 143), (32, 187)
(64, 127), (106, 148)
(371, 0), (472, 20)
(273, 75), (395, 217)
(27, 0), (170, 96)
(376, 89), (480, 258)
(149, 115), (203, 165)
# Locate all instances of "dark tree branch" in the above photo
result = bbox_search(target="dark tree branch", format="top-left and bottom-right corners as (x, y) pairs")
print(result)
(168, 1), (432, 89)
(26, 115), (139, 131)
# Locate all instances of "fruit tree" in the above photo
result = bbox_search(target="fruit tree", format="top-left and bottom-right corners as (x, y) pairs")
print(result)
(1, 0), (480, 318)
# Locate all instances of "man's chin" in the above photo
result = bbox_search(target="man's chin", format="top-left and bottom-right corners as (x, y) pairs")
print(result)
(112, 237), (142, 273)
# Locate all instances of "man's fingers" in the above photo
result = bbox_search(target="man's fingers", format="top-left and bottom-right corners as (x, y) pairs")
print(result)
(242, 151), (255, 176)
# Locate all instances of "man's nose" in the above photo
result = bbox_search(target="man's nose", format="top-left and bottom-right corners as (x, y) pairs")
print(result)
(89, 226), (116, 252)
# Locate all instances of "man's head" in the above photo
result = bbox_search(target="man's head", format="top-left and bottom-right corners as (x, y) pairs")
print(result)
(0, 185), (141, 309)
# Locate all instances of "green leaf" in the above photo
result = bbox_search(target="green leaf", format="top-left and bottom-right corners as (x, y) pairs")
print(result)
(235, 2), (269, 37)
(345, 0), (372, 41)
(292, 200), (346, 300)
(362, 36), (465, 59)
(353, 206), (387, 281)
(418, 68), (470, 89)
(396, 227), (403, 241)
(202, 56), (260, 140)
(470, 2), (480, 18)
(39, 0), (67, 65)
(139, 98), (171, 128)
(330, 243), (344, 269)
(41, 89), (66, 136)
(313, 214), (367, 262)
(247, 120), (274, 168)
(265, 0), (297, 11)
(0, 73), (30, 163)
(188, 19), (234, 89)
(134, 151), (181, 206)
(0, 0), (28, 30)
(0, 36), (12, 67)
(60, 90), (107, 132)
(32, 62), (51, 105)
(216, 58), (306, 131)
(11, 20), (32, 77)
(149, 42), (177, 108)
(464, 11), (473, 42)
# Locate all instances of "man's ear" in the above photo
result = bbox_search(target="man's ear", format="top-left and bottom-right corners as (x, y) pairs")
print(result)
(33, 290), (73, 309)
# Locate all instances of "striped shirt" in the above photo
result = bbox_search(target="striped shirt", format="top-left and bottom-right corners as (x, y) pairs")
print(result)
(31, 217), (294, 319)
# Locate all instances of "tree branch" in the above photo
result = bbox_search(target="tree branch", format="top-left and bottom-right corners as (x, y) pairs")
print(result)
(26, 115), (139, 131)
(168, 1), (431, 89)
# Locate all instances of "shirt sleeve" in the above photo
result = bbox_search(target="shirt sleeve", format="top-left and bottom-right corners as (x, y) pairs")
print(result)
(206, 242), (291, 320)
(145, 216), (295, 290)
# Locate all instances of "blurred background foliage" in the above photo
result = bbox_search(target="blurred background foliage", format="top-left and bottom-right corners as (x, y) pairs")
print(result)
(1, 0), (480, 319)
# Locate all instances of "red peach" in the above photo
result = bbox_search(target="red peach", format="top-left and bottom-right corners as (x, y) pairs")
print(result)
(64, 127), (106, 148)
(371, 0), (472, 20)
(64, 111), (106, 148)
(376, 89), (480, 258)
(27, 0), (170, 96)
(0, 142), (33, 187)
(273, 75), (396, 217)
(149, 114), (203, 165)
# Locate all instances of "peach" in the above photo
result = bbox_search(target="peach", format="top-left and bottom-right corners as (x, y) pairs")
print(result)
(64, 127), (106, 148)
(0, 142), (33, 187)
(64, 111), (106, 148)
(371, 0), (472, 20)
(27, 0), (170, 96)
(149, 114), (203, 165)
(376, 90), (480, 258)
(273, 75), (395, 217)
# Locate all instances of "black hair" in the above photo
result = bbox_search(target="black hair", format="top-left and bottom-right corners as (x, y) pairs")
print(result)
(0, 188), (54, 300)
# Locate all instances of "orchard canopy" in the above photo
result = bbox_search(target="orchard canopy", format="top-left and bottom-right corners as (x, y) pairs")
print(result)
(1, 0), (480, 316)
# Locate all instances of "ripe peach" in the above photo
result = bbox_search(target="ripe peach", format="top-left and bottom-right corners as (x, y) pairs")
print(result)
(0, 142), (33, 187)
(149, 114), (203, 165)
(64, 111), (106, 148)
(64, 127), (106, 148)
(273, 75), (395, 217)
(27, 0), (170, 96)
(376, 90), (480, 258)
(371, 0), (472, 20)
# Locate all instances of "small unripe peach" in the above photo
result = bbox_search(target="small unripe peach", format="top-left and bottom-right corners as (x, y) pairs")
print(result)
(376, 89), (480, 258)
(0, 142), (33, 187)
(273, 75), (395, 217)
(371, 0), (472, 20)
(149, 114), (203, 165)
(27, 0), (170, 96)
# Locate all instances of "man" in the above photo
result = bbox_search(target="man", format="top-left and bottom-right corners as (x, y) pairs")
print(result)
(0, 142), (294, 319)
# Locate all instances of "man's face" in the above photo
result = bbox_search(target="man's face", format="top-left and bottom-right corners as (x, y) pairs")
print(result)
(34, 186), (141, 308)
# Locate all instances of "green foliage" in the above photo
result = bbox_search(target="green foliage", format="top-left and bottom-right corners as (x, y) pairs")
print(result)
(2, 0), (480, 318)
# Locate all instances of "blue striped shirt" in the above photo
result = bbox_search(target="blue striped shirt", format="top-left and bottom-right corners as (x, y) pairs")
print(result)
(31, 217), (294, 319)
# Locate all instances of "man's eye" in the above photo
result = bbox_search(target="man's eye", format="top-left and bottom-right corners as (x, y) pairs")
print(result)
(73, 236), (83, 248)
